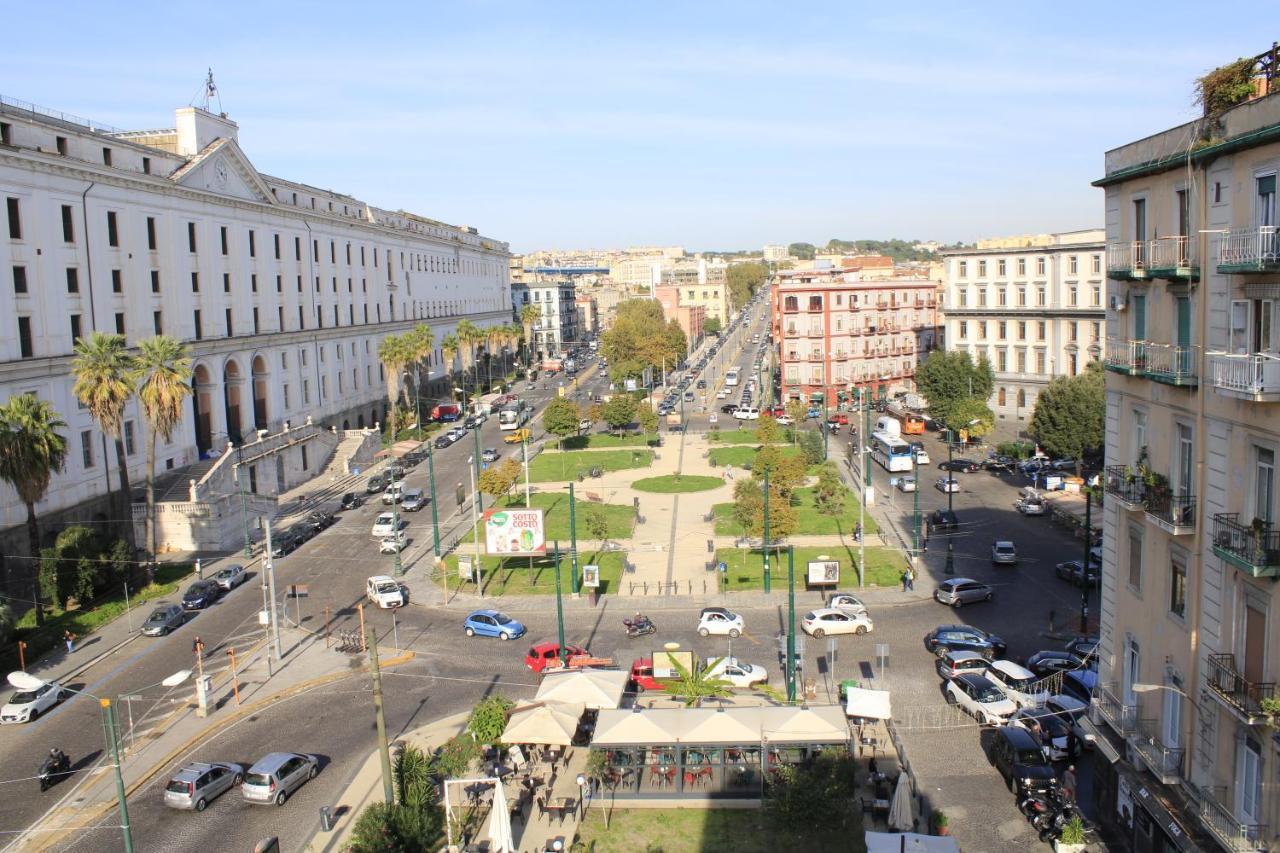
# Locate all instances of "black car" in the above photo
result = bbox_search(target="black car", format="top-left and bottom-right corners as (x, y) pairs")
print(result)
(1055, 560), (1101, 587)
(434, 435), (452, 449)
(929, 509), (960, 533)
(365, 476), (386, 495)
(983, 456), (1018, 474)
(938, 459), (980, 473)
(340, 492), (363, 510)
(721, 404), (738, 414)
(181, 580), (221, 611)
(305, 510), (336, 532)
(983, 725), (1058, 795)
(270, 533), (302, 558)
(925, 624), (1007, 660)
(1024, 650), (1089, 678)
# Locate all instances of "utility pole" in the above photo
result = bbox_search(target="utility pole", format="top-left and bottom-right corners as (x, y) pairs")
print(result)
(912, 449), (921, 568)
(468, 454), (483, 597)
(947, 437), (955, 513)
(101, 699), (134, 853)
(822, 392), (829, 458)
(261, 521), (274, 676)
(763, 468), (771, 593)
(235, 452), (252, 558)
(366, 626), (395, 805)
(1080, 490), (1092, 634)
(389, 457), (403, 575)
(554, 541), (566, 665)
(472, 413), (484, 513)
(856, 389), (865, 587)
(569, 481), (580, 594)
(427, 443), (441, 557)
(264, 519), (282, 661)
(787, 546), (796, 704)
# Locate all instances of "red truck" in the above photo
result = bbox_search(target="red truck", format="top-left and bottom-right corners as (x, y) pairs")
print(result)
(629, 657), (666, 692)
(524, 642), (590, 674)
(431, 403), (461, 422)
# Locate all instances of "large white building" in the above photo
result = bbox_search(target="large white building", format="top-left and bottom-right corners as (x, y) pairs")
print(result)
(940, 229), (1106, 432)
(511, 279), (577, 363)
(0, 98), (511, 544)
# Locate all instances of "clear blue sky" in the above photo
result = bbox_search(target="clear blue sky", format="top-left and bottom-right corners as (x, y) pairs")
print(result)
(1, 1), (1269, 252)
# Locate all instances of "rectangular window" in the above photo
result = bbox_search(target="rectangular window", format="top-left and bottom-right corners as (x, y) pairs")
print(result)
(191, 272), (199, 293)
(1017, 258), (1026, 276)
(1017, 286), (1026, 306)
(153, 311), (162, 335)
(220, 226), (228, 255)
(1092, 255), (1102, 274)
(1017, 321), (1026, 340)
(69, 313), (82, 342)
(252, 306), (259, 334)
(1175, 423), (1194, 496)
(193, 309), (202, 340)
(250, 274), (258, 293)
(0, 123), (10, 145)
(277, 305), (284, 330)
(977, 289), (987, 307)
(225, 308), (233, 337)
(330, 241), (335, 263)
(1016, 349), (1026, 372)
(303, 379), (311, 404)
(150, 270), (160, 293)
(106, 211), (119, 247)
(1069, 286), (1078, 306)
(1129, 529), (1143, 590)
(1091, 285), (1101, 306)
(978, 321), (988, 339)
(958, 320), (967, 339)
(223, 273), (231, 293)
(6, 197), (21, 239)
(102, 147), (112, 166)
(273, 233), (281, 259)
(1256, 447), (1275, 523)
(1037, 257), (1046, 276)
(957, 260), (967, 278)
(66, 267), (79, 293)
(111, 269), (122, 293)
(1038, 321), (1046, 340)
(146, 216), (156, 250)
(997, 288), (1007, 306)
(998, 320), (1007, 340)
(1035, 350), (1046, 373)
(1070, 322), (1078, 342)
(1092, 321), (1101, 341)
(978, 260), (987, 277)
(55, 136), (67, 155)
(187, 221), (197, 253)
(998, 259), (1007, 276)
(123, 420), (136, 455)
(17, 316), (32, 358)
(1169, 558), (1187, 618)
(958, 289), (967, 308)
(142, 156), (151, 175)
(275, 275), (282, 293)
(1069, 256), (1079, 275)
(248, 230), (256, 258)
(1037, 287), (1046, 306)
(13, 265), (27, 294)
(80, 430), (94, 469)
(61, 205), (74, 242)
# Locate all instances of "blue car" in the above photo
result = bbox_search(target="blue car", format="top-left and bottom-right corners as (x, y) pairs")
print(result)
(463, 610), (527, 641)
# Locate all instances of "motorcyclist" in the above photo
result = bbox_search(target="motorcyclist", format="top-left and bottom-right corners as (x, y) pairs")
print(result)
(47, 747), (67, 767)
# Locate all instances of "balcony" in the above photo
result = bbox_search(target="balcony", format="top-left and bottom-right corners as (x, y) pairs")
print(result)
(1104, 464), (1146, 510)
(1129, 717), (1184, 785)
(1199, 786), (1268, 852)
(1147, 235), (1200, 281)
(1104, 338), (1147, 375)
(1206, 653), (1276, 725)
(1211, 513), (1280, 578)
(1218, 226), (1280, 274)
(834, 352), (849, 361)
(1094, 682), (1138, 736)
(807, 328), (825, 338)
(1107, 240), (1148, 280)
(1145, 489), (1196, 535)
(1143, 343), (1199, 387)
(807, 353), (824, 362)
(1208, 352), (1280, 401)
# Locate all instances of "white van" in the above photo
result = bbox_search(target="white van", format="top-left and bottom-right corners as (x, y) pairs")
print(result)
(985, 660), (1049, 709)
(734, 406), (760, 421)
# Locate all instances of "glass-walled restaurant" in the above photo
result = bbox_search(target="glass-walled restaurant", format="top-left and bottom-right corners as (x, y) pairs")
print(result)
(591, 705), (849, 800)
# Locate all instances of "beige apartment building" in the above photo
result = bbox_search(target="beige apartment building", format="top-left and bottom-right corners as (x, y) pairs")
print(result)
(940, 230), (1106, 435)
(1094, 52), (1280, 853)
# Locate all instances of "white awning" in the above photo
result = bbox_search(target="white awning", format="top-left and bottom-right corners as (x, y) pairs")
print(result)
(845, 686), (892, 720)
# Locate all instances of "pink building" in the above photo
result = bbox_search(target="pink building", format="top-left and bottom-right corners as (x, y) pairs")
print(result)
(654, 285), (705, 352)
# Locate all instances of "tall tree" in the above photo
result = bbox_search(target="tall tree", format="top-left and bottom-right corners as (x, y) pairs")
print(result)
(455, 320), (483, 393)
(813, 461), (849, 517)
(478, 458), (521, 503)
(0, 394), (68, 623)
(914, 350), (995, 428)
(71, 332), (138, 551)
(405, 324), (435, 424)
(602, 300), (687, 383)
(601, 394), (638, 435)
(133, 335), (192, 574)
(542, 398), (581, 449)
(1031, 361), (1104, 475)
(637, 406), (658, 435)
(755, 414), (781, 445)
(440, 333), (459, 393)
(949, 397), (995, 440)
(378, 334), (412, 438)
(520, 304), (540, 367)
(732, 478), (797, 542)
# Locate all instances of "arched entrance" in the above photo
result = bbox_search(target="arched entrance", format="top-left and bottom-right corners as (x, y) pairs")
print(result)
(343, 419), (350, 430)
(192, 363), (214, 455)
(252, 355), (270, 432)
(358, 413), (365, 428)
(223, 360), (245, 445)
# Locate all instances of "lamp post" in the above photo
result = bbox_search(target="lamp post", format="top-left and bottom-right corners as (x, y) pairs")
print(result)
(117, 669), (194, 753)
(786, 545), (796, 704)
(468, 454), (483, 598)
(912, 447), (920, 567)
(822, 392), (829, 459)
(427, 443), (441, 557)
(553, 541), (566, 665)
(456, 387), (483, 513)
(569, 481), (580, 594)
(1080, 489), (1092, 634)
(388, 456), (403, 576)
(234, 448), (252, 558)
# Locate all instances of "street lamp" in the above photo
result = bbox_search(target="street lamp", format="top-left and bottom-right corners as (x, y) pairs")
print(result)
(1131, 683), (1191, 698)
(9, 669), (190, 853)
(946, 418), (982, 515)
(467, 454), (484, 598)
(117, 669), (193, 752)
(456, 386), (483, 513)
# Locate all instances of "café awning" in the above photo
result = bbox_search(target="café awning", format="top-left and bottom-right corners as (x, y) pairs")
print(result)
(501, 701), (584, 746)
(845, 686), (892, 721)
(761, 705), (850, 744)
(593, 705), (850, 748)
(534, 669), (629, 710)
(592, 708), (677, 746)
(679, 708), (763, 744)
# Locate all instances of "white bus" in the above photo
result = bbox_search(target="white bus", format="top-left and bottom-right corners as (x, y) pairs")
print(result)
(871, 431), (915, 472)
(498, 400), (532, 431)
(725, 368), (741, 387)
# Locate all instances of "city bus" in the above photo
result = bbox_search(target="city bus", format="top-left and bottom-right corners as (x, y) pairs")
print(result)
(889, 406), (926, 435)
(498, 400), (532, 431)
(871, 431), (915, 472)
(725, 368), (741, 387)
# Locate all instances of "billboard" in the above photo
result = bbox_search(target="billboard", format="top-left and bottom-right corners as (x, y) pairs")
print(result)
(483, 507), (547, 556)
(807, 560), (840, 586)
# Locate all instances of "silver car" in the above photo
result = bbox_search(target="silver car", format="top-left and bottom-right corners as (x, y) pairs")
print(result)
(241, 752), (318, 805)
(400, 488), (426, 512)
(164, 761), (245, 811)
(141, 603), (184, 636)
(211, 564), (247, 591)
(933, 578), (994, 608)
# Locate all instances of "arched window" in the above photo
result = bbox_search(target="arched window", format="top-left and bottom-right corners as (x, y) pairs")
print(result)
(997, 387), (1007, 406)
(1016, 389), (1026, 408)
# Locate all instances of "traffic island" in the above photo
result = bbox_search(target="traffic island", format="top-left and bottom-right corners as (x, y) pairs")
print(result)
(632, 475), (724, 493)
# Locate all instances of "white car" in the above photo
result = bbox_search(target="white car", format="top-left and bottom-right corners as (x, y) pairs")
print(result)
(366, 575), (407, 609)
(371, 513), (399, 537)
(912, 447), (931, 465)
(382, 483), (405, 504)
(733, 407), (760, 421)
(379, 535), (407, 554)
(896, 476), (917, 493)
(945, 673), (1018, 725)
(935, 477), (960, 493)
(716, 389), (729, 399)
(801, 608), (873, 637)
(697, 607), (744, 638)
(704, 656), (768, 688)
(991, 540), (1018, 565)
(826, 592), (868, 616)
(984, 660), (1050, 709)
(1, 681), (65, 724)
(775, 415), (795, 426)
(578, 419), (592, 432)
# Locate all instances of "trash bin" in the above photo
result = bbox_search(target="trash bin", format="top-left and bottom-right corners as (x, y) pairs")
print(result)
(320, 806), (335, 832)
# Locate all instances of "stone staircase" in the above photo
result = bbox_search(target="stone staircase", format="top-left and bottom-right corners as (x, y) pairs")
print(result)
(153, 457), (220, 503)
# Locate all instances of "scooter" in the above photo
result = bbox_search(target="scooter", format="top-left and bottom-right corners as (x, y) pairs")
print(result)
(39, 753), (70, 792)
(623, 614), (656, 638)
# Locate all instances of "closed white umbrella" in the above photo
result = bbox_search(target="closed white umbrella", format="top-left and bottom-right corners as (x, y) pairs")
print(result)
(887, 772), (914, 832)
(486, 781), (515, 853)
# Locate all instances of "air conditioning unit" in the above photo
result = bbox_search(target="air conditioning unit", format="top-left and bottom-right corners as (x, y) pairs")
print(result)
(1109, 295), (1126, 312)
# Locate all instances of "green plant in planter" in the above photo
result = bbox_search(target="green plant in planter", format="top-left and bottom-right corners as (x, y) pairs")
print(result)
(1059, 814), (1086, 844)
(931, 809), (949, 833)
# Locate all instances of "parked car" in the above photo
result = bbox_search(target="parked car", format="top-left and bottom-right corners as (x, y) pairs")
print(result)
(211, 564), (247, 591)
(481, 448), (500, 463)
(990, 540), (1018, 565)
(697, 606), (744, 638)
(305, 510), (336, 532)
(1007, 709), (1080, 762)
(933, 577), (994, 608)
(984, 660), (1049, 708)
(181, 580), (222, 611)
(164, 761), (245, 811)
(935, 650), (991, 682)
(382, 483), (405, 505)
(524, 642), (589, 673)
(366, 575), (408, 609)
(929, 509), (959, 532)
(463, 610), (527, 640)
(935, 477), (961, 494)
(1025, 650), (1090, 678)
(938, 459), (980, 473)
(365, 476), (386, 495)
(1050, 458), (1077, 471)
(983, 725), (1058, 794)
(896, 476), (917, 493)
(433, 435), (452, 449)
(704, 656), (769, 688)
(270, 533), (302, 558)
(826, 592), (868, 616)
(925, 625), (1007, 660)
(945, 673), (1017, 725)
(720, 404), (738, 414)
(801, 608), (873, 637)
(340, 492), (363, 510)
(733, 407), (760, 421)
(1055, 560), (1101, 587)
(141, 603), (185, 636)
(1059, 669), (1098, 704)
(371, 513), (400, 537)
(241, 752), (319, 806)
(1, 680), (66, 724)
(1064, 635), (1099, 660)
(1043, 694), (1097, 750)
(400, 488), (427, 512)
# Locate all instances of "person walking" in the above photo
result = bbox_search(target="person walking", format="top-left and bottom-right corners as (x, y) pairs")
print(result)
(906, 568), (916, 591)
(854, 522), (863, 543)
(901, 569), (910, 592)
(1061, 764), (1078, 804)
(63, 630), (75, 654)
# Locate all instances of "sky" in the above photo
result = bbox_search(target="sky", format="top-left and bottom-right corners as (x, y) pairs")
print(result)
(1, 1), (1271, 252)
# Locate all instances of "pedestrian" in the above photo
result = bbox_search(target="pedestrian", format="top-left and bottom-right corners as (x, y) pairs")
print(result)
(63, 630), (75, 654)
(1062, 764), (1077, 803)
(901, 570), (910, 592)
(854, 522), (863, 543)
(906, 568), (916, 591)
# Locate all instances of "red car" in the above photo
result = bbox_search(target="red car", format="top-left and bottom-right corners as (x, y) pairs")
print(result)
(827, 413), (850, 425)
(766, 406), (786, 418)
(524, 642), (588, 673)
(629, 657), (668, 692)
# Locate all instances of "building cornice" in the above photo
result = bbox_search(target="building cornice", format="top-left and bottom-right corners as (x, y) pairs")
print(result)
(942, 307), (1105, 319)
(1091, 120), (1280, 187)
(939, 243), (1104, 258)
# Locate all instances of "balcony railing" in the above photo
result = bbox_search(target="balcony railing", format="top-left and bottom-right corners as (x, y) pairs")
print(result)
(1218, 226), (1280, 273)
(1147, 235), (1200, 280)
(1145, 489), (1196, 535)
(1104, 337), (1147, 375)
(1129, 717), (1184, 784)
(1199, 786), (1268, 852)
(1094, 682), (1138, 736)
(808, 353), (824, 362)
(1143, 343), (1199, 386)
(1104, 465), (1146, 509)
(1208, 352), (1280, 401)
(1107, 240), (1148, 279)
(1207, 653), (1276, 724)
(1211, 513), (1280, 578)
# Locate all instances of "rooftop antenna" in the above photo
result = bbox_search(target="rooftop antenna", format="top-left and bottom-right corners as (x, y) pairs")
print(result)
(195, 69), (225, 116)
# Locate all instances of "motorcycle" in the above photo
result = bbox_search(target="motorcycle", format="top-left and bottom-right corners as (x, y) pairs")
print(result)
(623, 615), (656, 638)
(39, 753), (70, 792)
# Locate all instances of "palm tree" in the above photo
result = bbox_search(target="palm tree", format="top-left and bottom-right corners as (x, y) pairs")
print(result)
(661, 655), (733, 707)
(133, 336), (192, 574)
(393, 744), (435, 810)
(455, 320), (482, 394)
(378, 334), (412, 440)
(71, 332), (137, 551)
(407, 325), (435, 429)
(503, 323), (522, 380)
(0, 395), (68, 625)
(520, 304), (540, 370)
(440, 333), (459, 399)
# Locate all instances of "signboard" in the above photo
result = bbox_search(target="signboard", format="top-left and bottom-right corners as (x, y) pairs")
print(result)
(625, 378), (638, 392)
(581, 564), (600, 588)
(287, 584), (309, 598)
(457, 556), (475, 581)
(483, 507), (547, 556)
(807, 560), (840, 586)
(652, 649), (695, 679)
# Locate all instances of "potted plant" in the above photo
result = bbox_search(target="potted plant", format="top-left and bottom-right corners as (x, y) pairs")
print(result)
(1055, 815), (1086, 853)
(931, 810), (950, 836)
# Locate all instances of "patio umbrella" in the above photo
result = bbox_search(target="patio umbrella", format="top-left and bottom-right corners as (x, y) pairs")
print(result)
(887, 772), (914, 833)
(501, 701), (584, 746)
(487, 781), (515, 853)
(535, 669), (629, 710)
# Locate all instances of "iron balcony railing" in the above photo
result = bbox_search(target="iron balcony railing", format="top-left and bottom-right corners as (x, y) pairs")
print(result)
(1207, 653), (1276, 721)
(1130, 717), (1184, 781)
(1199, 786), (1268, 852)
(1208, 352), (1280, 399)
(1143, 343), (1199, 384)
(1104, 338), (1146, 373)
(1148, 235), (1198, 271)
(1095, 682), (1138, 735)
(1105, 465), (1146, 506)
(1211, 513), (1280, 574)
(1107, 240), (1148, 275)
(1144, 488), (1195, 530)
(1219, 226), (1280, 271)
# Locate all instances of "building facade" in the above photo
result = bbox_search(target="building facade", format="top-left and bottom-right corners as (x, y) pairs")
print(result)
(1094, 63), (1280, 853)
(770, 271), (938, 404)
(574, 293), (598, 338)
(654, 285), (705, 352)
(0, 99), (510, 537)
(511, 279), (577, 362)
(940, 230), (1106, 432)
(763, 244), (790, 262)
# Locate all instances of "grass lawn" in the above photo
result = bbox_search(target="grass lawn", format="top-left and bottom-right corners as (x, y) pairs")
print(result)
(527, 448), (655, 482)
(459, 492), (636, 542)
(632, 474), (725, 493)
(712, 487), (878, 536)
(441, 549), (624, 595)
(712, 545), (905, 591)
(708, 443), (806, 469)
(707, 428), (776, 445)
(561, 432), (659, 449)
(576, 807), (863, 853)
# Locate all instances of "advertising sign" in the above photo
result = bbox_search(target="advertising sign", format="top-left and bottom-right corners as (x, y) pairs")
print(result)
(652, 650), (695, 679)
(807, 560), (840, 586)
(483, 507), (547, 556)
(457, 556), (475, 581)
(581, 564), (600, 588)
